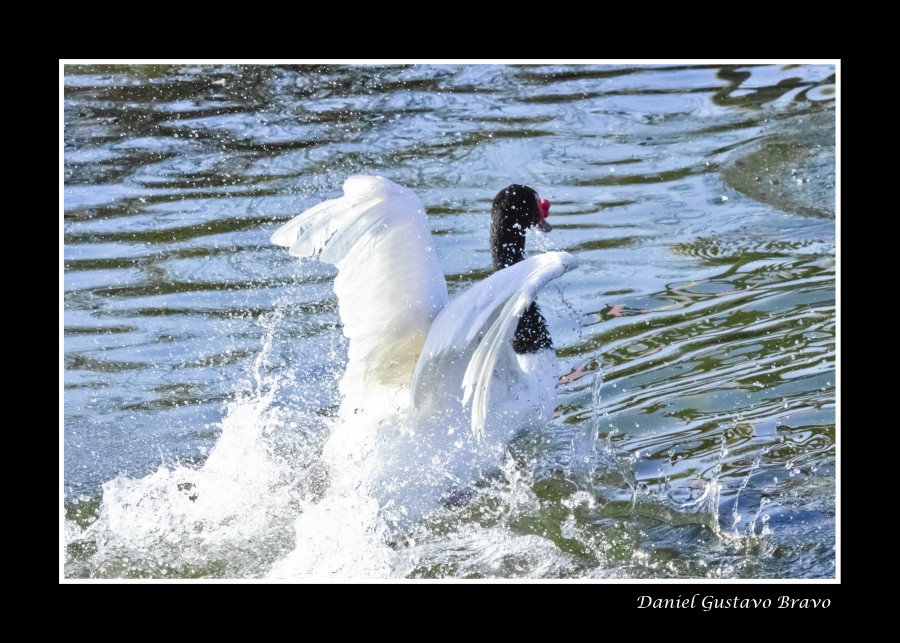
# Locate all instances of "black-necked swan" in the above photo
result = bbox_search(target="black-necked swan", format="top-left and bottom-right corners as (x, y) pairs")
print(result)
(271, 176), (577, 530)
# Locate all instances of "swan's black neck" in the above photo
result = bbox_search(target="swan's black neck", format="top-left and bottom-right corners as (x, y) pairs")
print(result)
(511, 302), (552, 354)
(491, 224), (527, 271)
(490, 185), (535, 271)
(491, 185), (553, 354)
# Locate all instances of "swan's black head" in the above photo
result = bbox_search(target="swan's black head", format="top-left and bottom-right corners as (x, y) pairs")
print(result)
(490, 184), (551, 270)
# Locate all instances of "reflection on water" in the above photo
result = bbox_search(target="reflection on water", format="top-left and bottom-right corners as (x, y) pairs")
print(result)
(63, 64), (836, 579)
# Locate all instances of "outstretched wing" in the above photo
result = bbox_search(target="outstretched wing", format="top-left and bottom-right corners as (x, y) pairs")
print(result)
(411, 251), (578, 439)
(272, 176), (449, 417)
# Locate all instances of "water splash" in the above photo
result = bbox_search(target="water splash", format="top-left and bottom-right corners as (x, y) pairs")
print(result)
(67, 301), (562, 579)
(570, 362), (603, 489)
(65, 308), (332, 578)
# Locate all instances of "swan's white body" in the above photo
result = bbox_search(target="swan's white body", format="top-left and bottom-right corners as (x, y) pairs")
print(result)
(272, 176), (576, 529)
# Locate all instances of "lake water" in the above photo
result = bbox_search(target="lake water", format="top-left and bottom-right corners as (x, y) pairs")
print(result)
(63, 63), (836, 579)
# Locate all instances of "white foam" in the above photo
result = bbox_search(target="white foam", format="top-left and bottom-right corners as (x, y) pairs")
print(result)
(64, 302), (574, 579)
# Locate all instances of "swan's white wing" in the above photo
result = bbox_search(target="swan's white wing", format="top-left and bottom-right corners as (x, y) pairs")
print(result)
(272, 176), (449, 418)
(411, 251), (577, 440)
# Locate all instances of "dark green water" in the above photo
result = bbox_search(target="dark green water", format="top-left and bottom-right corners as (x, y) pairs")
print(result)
(64, 64), (836, 579)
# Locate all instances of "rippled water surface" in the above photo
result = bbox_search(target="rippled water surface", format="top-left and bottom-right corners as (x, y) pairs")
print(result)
(63, 64), (837, 579)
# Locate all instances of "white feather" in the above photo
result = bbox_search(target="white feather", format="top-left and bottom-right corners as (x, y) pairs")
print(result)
(411, 252), (577, 440)
(271, 176), (448, 420)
